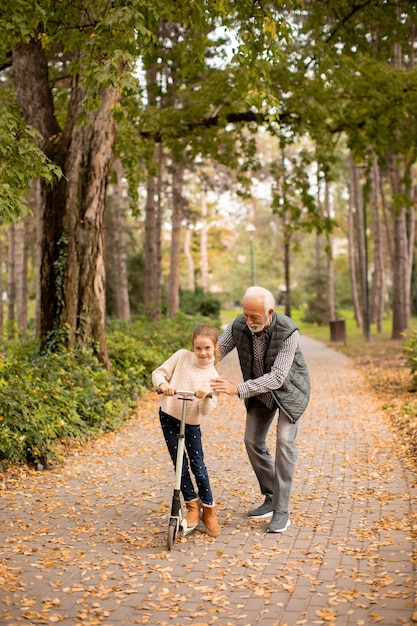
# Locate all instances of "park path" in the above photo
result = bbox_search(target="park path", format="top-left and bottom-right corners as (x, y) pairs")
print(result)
(0, 336), (416, 625)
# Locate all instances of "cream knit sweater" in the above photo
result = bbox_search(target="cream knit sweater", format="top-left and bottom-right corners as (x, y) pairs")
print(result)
(152, 349), (219, 425)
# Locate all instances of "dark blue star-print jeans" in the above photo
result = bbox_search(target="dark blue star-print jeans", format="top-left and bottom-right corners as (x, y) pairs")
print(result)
(159, 409), (213, 505)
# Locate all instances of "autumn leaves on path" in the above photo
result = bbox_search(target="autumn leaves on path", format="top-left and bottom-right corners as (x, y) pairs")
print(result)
(0, 338), (416, 625)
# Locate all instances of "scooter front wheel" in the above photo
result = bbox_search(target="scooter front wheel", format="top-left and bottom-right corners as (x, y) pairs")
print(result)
(167, 518), (178, 550)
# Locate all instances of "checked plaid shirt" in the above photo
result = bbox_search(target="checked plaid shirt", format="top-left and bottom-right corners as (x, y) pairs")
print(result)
(218, 322), (299, 409)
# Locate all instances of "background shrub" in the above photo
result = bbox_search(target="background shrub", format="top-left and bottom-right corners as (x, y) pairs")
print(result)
(0, 313), (218, 468)
(180, 287), (221, 319)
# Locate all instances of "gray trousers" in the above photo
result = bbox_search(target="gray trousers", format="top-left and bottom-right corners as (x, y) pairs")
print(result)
(244, 397), (299, 513)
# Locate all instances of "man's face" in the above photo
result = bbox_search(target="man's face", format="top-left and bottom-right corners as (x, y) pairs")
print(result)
(243, 297), (272, 334)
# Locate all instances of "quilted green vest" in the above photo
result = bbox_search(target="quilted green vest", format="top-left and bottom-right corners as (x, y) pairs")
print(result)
(232, 312), (310, 422)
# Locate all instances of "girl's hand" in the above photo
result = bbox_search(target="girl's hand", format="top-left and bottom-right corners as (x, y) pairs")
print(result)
(159, 382), (175, 396)
(195, 389), (209, 399)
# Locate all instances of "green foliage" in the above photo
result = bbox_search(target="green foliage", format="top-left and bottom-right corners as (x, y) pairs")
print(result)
(0, 0), (47, 44)
(0, 314), (211, 468)
(0, 110), (62, 223)
(0, 338), (124, 466)
(179, 287), (221, 319)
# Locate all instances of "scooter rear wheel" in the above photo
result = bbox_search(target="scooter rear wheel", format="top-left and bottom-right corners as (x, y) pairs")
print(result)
(167, 519), (177, 550)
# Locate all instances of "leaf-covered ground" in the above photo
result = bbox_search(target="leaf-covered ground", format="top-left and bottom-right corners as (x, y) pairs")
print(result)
(0, 337), (416, 625)
(333, 335), (417, 474)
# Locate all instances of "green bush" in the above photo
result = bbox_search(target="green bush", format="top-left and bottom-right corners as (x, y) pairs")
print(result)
(0, 313), (216, 468)
(0, 340), (126, 466)
(180, 287), (221, 319)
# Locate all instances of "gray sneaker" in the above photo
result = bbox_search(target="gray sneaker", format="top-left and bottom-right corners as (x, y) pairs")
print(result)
(248, 496), (274, 519)
(267, 511), (291, 533)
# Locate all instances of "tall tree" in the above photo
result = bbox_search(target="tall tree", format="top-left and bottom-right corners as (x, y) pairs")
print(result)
(347, 158), (363, 329)
(7, 224), (15, 335)
(369, 154), (385, 332)
(1, 1), (146, 363)
(133, 3), (296, 315)
(167, 158), (186, 317)
(288, 0), (417, 338)
(322, 173), (336, 322)
(13, 38), (118, 365)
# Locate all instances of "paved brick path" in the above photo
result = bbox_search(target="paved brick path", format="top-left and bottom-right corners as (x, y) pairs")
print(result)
(1, 336), (416, 625)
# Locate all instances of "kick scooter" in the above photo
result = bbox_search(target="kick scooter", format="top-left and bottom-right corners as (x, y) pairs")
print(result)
(166, 389), (195, 551)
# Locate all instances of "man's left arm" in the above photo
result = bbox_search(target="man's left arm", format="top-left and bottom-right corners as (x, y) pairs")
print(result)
(217, 322), (235, 361)
(210, 331), (299, 398)
(236, 331), (299, 399)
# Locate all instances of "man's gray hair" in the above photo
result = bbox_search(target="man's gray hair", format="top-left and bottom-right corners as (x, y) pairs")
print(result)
(243, 286), (275, 314)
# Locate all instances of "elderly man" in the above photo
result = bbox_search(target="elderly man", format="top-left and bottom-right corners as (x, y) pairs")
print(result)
(210, 286), (310, 533)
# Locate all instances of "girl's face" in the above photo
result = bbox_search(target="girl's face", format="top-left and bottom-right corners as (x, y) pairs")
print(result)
(193, 335), (216, 364)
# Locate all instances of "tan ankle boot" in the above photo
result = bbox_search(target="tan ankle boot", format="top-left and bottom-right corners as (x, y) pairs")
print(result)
(202, 504), (221, 537)
(182, 499), (200, 536)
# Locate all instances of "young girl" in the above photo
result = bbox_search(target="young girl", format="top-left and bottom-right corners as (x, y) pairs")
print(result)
(152, 324), (221, 537)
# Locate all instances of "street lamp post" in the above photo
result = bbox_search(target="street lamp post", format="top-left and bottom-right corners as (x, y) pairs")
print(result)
(246, 223), (256, 285)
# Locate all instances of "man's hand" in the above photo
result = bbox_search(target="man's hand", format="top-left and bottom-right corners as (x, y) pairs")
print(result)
(210, 378), (239, 396)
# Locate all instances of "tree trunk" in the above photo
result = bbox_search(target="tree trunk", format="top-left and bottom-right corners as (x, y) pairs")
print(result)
(379, 169), (393, 268)
(22, 215), (31, 332)
(111, 158), (130, 321)
(347, 179), (362, 328)
(26, 180), (42, 336)
(388, 18), (413, 338)
(391, 208), (408, 338)
(14, 217), (25, 332)
(13, 39), (117, 366)
(284, 237), (291, 318)
(324, 176), (335, 321)
(7, 225), (15, 336)
(405, 166), (415, 329)
(144, 167), (162, 321)
(280, 149), (291, 317)
(143, 60), (162, 321)
(42, 79), (116, 365)
(369, 155), (385, 332)
(315, 231), (325, 323)
(200, 182), (209, 292)
(167, 159), (184, 318)
(388, 151), (411, 338)
(35, 179), (42, 336)
(350, 156), (369, 338)
(184, 226), (195, 290)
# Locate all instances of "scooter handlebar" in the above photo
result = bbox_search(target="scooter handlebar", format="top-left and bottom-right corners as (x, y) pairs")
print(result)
(157, 388), (212, 398)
